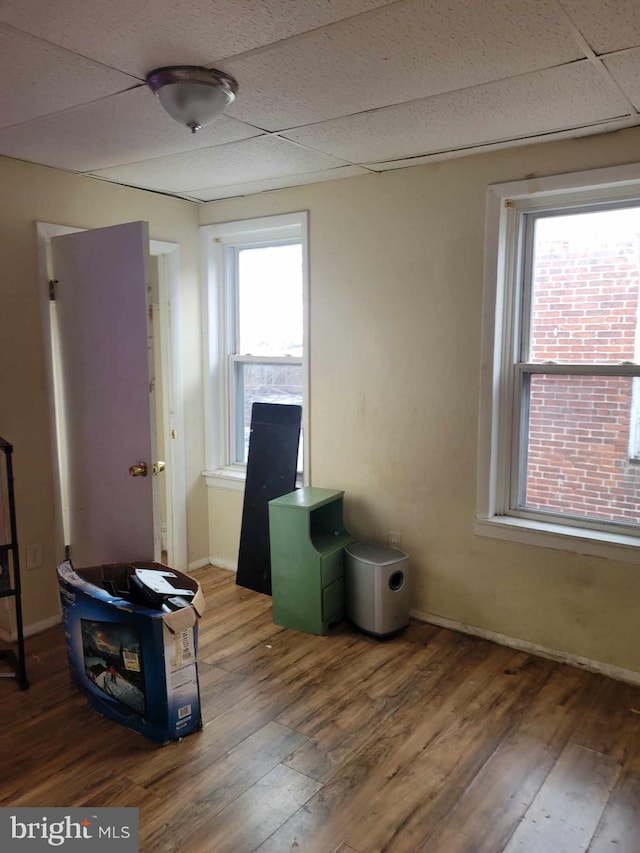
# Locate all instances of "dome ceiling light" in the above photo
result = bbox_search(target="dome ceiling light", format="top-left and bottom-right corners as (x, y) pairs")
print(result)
(146, 65), (239, 133)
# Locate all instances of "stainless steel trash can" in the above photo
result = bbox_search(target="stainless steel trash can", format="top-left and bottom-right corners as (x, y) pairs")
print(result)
(344, 542), (409, 637)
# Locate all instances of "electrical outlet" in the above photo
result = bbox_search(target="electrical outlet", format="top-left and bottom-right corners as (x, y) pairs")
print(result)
(389, 531), (402, 550)
(26, 542), (42, 571)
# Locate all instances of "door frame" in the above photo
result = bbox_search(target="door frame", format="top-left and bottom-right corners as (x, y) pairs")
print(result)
(36, 222), (188, 571)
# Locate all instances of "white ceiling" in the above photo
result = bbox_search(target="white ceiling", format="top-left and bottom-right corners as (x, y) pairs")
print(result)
(1, 0), (640, 202)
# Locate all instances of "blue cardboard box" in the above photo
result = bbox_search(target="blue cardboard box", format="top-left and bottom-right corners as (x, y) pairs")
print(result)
(57, 560), (205, 744)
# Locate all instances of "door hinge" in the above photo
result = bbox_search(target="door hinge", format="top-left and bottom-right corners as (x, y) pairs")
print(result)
(49, 279), (58, 301)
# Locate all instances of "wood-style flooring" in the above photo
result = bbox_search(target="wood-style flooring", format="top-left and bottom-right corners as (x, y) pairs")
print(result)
(1, 566), (640, 852)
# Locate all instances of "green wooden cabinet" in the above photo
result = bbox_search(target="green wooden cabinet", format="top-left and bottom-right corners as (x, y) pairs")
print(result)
(268, 487), (353, 635)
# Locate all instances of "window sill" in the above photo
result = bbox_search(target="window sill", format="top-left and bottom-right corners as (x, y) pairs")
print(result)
(202, 468), (304, 492)
(474, 515), (640, 565)
(203, 468), (246, 492)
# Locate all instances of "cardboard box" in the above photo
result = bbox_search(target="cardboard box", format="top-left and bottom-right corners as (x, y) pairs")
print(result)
(57, 560), (205, 744)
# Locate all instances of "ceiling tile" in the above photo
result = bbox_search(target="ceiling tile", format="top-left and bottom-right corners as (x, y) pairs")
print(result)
(89, 136), (350, 193)
(224, 0), (585, 131)
(0, 25), (137, 128)
(1, 0), (635, 202)
(560, 1), (640, 55)
(281, 61), (632, 163)
(603, 49), (640, 110)
(364, 117), (640, 171)
(0, 87), (261, 172)
(0, 0), (391, 78)
(191, 166), (371, 201)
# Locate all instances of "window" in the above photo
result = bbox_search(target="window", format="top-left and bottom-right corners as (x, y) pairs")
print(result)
(477, 166), (640, 560)
(201, 212), (308, 489)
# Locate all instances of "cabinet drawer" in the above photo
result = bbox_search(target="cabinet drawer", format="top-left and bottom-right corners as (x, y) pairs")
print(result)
(322, 577), (345, 622)
(321, 549), (344, 588)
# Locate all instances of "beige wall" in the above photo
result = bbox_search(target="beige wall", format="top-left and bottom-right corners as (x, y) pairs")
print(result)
(0, 156), (207, 633)
(3, 125), (640, 673)
(201, 126), (640, 675)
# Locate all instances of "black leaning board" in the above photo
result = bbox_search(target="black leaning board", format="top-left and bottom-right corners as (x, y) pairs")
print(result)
(236, 403), (302, 595)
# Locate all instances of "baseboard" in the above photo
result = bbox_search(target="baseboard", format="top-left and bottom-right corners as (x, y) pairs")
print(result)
(0, 613), (62, 644)
(208, 558), (237, 573)
(411, 608), (640, 687)
(187, 558), (212, 572)
(26, 614), (63, 638)
(187, 557), (237, 573)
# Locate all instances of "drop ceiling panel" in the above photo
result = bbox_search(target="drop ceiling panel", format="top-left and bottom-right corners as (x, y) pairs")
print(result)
(224, 0), (584, 131)
(604, 49), (640, 110)
(90, 136), (350, 193)
(365, 117), (639, 171)
(0, 87), (261, 172)
(191, 165), (371, 201)
(0, 25), (137, 128)
(282, 62), (633, 164)
(560, 1), (640, 55)
(0, 0), (392, 78)
(1, 0), (637, 201)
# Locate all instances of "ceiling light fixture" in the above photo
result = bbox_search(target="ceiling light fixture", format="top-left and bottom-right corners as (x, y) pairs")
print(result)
(146, 65), (238, 133)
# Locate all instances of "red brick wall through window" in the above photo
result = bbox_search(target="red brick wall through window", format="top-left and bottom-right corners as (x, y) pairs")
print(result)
(524, 218), (640, 525)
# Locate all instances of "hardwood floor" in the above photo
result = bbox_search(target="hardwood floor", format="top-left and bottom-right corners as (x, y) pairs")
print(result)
(1, 565), (640, 852)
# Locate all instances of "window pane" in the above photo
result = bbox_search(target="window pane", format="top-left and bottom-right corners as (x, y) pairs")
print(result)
(529, 207), (640, 364)
(238, 244), (303, 356)
(234, 362), (303, 465)
(523, 373), (640, 525)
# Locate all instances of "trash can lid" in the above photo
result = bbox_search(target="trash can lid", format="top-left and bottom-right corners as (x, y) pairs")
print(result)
(345, 541), (408, 565)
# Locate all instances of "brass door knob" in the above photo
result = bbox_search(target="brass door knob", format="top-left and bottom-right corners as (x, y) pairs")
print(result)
(152, 461), (166, 476)
(129, 462), (148, 477)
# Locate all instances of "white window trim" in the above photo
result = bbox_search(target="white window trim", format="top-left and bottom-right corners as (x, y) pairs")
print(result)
(630, 379), (640, 461)
(201, 212), (310, 491)
(476, 163), (640, 563)
(629, 307), (640, 460)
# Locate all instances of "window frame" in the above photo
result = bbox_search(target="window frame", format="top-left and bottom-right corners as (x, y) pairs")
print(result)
(629, 301), (640, 460)
(630, 379), (640, 461)
(201, 212), (309, 491)
(476, 164), (640, 562)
